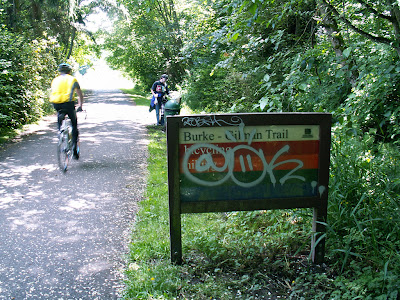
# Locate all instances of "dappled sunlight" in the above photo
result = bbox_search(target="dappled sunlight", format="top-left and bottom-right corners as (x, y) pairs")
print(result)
(26, 190), (44, 197)
(57, 220), (84, 234)
(0, 163), (57, 188)
(59, 199), (96, 212)
(81, 92), (153, 126)
(8, 209), (45, 231)
(12, 116), (55, 143)
(0, 89), (150, 298)
(0, 196), (15, 209)
(83, 103), (150, 122)
(81, 130), (148, 145)
(77, 261), (112, 279)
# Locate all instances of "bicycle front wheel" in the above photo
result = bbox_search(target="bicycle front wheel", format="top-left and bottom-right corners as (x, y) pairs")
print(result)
(57, 131), (72, 172)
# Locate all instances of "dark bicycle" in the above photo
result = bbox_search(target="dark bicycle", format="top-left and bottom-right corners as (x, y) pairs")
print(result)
(57, 113), (76, 172)
(56, 108), (85, 172)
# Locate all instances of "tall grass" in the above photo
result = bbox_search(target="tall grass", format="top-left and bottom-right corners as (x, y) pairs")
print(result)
(320, 128), (400, 298)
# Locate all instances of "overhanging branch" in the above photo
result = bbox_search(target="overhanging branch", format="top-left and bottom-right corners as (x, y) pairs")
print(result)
(354, 0), (395, 23)
(322, 0), (393, 46)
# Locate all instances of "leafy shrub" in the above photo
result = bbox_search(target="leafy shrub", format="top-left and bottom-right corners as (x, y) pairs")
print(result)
(341, 46), (400, 145)
(0, 27), (59, 132)
(183, 64), (260, 113)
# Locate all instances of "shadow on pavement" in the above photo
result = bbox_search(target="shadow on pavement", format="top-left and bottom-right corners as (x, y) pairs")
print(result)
(0, 89), (153, 299)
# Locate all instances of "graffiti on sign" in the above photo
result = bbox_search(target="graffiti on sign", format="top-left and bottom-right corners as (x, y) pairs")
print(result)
(178, 117), (325, 202)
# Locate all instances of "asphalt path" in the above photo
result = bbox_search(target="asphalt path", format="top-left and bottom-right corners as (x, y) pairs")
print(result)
(0, 90), (154, 299)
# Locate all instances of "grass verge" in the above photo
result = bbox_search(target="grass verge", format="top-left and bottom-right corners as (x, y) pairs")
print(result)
(0, 128), (19, 144)
(121, 88), (149, 106)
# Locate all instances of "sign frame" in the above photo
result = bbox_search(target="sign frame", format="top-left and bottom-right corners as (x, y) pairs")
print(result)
(167, 112), (331, 265)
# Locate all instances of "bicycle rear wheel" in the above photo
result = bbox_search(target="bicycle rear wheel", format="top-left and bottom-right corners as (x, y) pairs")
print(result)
(57, 130), (72, 172)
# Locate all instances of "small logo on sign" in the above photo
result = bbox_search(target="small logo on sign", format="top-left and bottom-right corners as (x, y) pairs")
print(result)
(302, 128), (313, 138)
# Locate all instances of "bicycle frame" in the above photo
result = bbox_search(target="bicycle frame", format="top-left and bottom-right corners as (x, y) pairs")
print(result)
(57, 114), (73, 172)
(56, 108), (85, 172)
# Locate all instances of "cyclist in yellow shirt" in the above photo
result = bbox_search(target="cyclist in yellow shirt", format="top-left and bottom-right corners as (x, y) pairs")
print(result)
(50, 63), (83, 159)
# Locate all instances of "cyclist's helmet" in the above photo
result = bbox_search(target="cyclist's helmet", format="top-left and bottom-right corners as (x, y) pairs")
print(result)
(161, 74), (168, 80)
(58, 63), (72, 74)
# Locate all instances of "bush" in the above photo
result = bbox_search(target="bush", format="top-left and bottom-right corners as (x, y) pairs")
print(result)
(183, 65), (260, 113)
(0, 27), (59, 133)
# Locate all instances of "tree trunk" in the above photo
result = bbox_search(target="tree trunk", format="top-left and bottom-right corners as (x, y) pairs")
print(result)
(388, 0), (400, 58)
(319, 1), (358, 87)
(322, 0), (400, 59)
(66, 27), (76, 60)
(7, 0), (18, 30)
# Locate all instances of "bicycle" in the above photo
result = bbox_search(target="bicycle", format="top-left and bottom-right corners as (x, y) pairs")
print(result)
(56, 112), (76, 172)
(56, 107), (86, 172)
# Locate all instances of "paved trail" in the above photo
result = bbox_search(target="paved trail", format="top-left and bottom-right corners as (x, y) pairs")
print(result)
(0, 90), (153, 299)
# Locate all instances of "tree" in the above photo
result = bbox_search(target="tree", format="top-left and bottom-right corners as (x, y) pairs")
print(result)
(0, 0), (107, 132)
(106, 0), (195, 88)
(320, 0), (400, 58)
(180, 0), (319, 112)
(1, 0), (108, 60)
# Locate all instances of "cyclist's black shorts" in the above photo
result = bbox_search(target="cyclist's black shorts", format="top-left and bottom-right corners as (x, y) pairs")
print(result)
(53, 102), (78, 143)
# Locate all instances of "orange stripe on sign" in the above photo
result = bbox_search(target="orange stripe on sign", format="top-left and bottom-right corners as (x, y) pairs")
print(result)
(179, 140), (320, 156)
(232, 154), (320, 171)
(180, 153), (319, 174)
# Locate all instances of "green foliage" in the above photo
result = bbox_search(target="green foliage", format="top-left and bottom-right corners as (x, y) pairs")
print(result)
(326, 127), (400, 294)
(320, 0), (400, 57)
(341, 47), (400, 144)
(0, 0), (105, 135)
(178, 0), (319, 113)
(291, 268), (399, 299)
(120, 0), (400, 297)
(0, 27), (59, 131)
(104, 0), (194, 91)
(1, 0), (105, 58)
(105, 19), (164, 90)
(274, 40), (400, 143)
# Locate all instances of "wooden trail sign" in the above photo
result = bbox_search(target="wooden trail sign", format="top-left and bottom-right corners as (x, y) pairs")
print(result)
(167, 113), (331, 264)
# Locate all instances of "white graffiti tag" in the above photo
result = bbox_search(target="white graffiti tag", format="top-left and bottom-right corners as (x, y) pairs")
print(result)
(181, 122), (327, 196)
(182, 143), (304, 188)
(181, 122), (305, 188)
(182, 115), (243, 127)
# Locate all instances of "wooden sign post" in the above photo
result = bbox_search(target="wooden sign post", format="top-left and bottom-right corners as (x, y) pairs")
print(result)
(167, 113), (331, 265)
